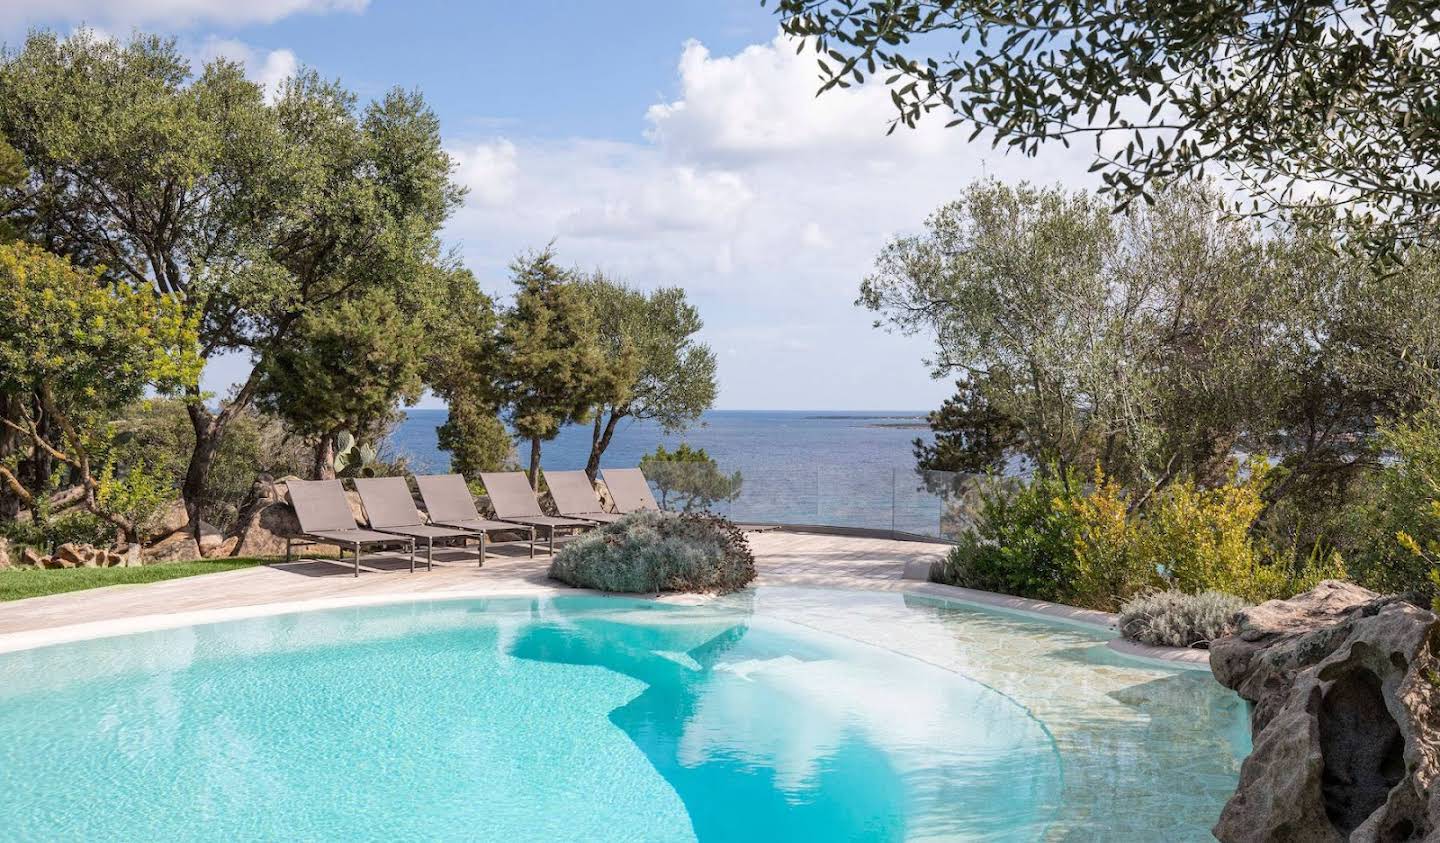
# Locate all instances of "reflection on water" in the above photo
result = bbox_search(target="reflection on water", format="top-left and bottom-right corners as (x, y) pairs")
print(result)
(509, 597), (1059, 841)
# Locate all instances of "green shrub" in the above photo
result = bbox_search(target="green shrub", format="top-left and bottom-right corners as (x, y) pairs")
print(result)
(1350, 406), (1440, 605)
(0, 508), (114, 555)
(96, 459), (171, 540)
(549, 510), (755, 594)
(104, 398), (311, 532)
(935, 460), (1341, 611)
(1130, 461), (1343, 603)
(931, 469), (1081, 602)
(1118, 590), (1251, 649)
(43, 510), (116, 549)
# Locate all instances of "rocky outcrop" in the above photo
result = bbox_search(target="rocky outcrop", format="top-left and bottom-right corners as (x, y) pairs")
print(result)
(0, 537), (10, 569)
(344, 488), (366, 525)
(142, 498), (191, 543)
(224, 474), (364, 559)
(141, 531), (201, 563)
(196, 520), (224, 555)
(594, 480), (614, 512)
(1210, 580), (1440, 842)
(20, 543), (126, 569)
(206, 535), (239, 559)
(56, 542), (90, 567)
(228, 475), (302, 558)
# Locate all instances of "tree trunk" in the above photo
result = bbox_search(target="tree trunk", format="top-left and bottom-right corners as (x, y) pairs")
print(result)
(585, 409), (625, 482)
(181, 371), (261, 536)
(182, 412), (225, 533)
(528, 436), (542, 487)
(16, 395), (54, 508)
(313, 432), (337, 480)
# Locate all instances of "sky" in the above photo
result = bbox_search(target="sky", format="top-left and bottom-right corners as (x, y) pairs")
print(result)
(1, 0), (1095, 411)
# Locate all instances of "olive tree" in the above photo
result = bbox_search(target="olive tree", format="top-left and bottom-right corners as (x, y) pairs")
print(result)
(875, 179), (1440, 507)
(769, 0), (1440, 257)
(864, 180), (1280, 494)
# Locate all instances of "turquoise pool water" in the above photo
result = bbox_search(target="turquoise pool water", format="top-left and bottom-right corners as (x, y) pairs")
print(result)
(0, 588), (1247, 841)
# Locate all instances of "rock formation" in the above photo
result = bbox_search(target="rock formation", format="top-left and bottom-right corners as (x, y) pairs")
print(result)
(195, 520), (225, 555)
(17, 542), (126, 569)
(206, 535), (239, 559)
(1210, 580), (1440, 842)
(141, 499), (190, 543)
(140, 531), (201, 563)
(228, 475), (302, 558)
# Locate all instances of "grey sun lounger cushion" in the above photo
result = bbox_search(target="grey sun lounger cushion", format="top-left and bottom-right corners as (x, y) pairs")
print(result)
(353, 477), (472, 539)
(412, 473), (541, 562)
(354, 476), (485, 567)
(601, 468), (660, 514)
(413, 473), (525, 532)
(542, 470), (623, 523)
(479, 472), (595, 528)
(303, 527), (410, 544)
(288, 478), (367, 534)
(479, 471), (597, 556)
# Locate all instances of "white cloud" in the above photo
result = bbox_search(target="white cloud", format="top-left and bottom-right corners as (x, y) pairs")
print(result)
(799, 221), (830, 249)
(644, 39), (953, 164)
(0, 0), (365, 29)
(561, 166), (754, 240)
(451, 140), (520, 207)
(442, 33), (1097, 409)
(253, 48), (298, 99)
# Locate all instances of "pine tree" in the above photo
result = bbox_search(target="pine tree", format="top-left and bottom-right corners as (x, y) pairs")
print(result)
(495, 247), (631, 484)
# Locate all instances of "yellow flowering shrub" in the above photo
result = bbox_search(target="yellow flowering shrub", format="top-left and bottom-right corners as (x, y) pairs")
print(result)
(1058, 460), (1343, 610)
(1063, 468), (1161, 611)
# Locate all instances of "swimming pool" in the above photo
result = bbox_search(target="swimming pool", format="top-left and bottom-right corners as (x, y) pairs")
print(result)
(0, 587), (1247, 841)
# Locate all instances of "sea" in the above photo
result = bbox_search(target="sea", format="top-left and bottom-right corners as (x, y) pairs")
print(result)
(387, 410), (954, 537)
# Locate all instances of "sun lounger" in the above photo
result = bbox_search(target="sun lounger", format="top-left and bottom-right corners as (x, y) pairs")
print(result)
(285, 478), (416, 576)
(414, 473), (537, 559)
(479, 471), (598, 554)
(600, 467), (660, 514)
(354, 477), (485, 568)
(542, 470), (624, 524)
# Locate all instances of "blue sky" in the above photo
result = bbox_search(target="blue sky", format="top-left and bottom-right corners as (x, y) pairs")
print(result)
(2, 1), (1092, 411)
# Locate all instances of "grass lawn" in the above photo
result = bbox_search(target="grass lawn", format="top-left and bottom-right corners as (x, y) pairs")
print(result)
(0, 558), (266, 602)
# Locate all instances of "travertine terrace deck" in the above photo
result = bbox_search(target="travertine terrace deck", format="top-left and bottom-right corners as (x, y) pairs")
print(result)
(0, 530), (949, 640)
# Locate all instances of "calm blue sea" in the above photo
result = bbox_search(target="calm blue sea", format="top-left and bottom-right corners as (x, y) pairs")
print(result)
(388, 410), (948, 535)
(389, 409), (931, 476)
